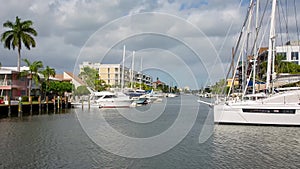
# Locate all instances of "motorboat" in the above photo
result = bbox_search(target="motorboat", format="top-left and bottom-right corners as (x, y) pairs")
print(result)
(93, 91), (134, 108)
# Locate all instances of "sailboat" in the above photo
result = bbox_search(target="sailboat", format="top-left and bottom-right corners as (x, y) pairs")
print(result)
(199, 0), (300, 125)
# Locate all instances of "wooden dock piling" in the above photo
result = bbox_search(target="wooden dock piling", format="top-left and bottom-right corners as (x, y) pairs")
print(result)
(8, 96), (11, 117)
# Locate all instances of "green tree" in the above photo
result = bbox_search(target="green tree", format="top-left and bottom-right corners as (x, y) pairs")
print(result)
(95, 79), (109, 91)
(1, 16), (37, 72)
(259, 55), (300, 80)
(74, 85), (90, 96)
(211, 79), (226, 94)
(47, 81), (73, 96)
(21, 59), (43, 98)
(79, 66), (109, 91)
(41, 66), (56, 97)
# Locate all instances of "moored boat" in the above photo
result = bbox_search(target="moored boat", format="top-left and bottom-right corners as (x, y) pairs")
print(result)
(94, 91), (134, 108)
(199, 0), (300, 126)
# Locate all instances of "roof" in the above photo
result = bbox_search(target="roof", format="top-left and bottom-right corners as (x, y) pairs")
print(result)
(153, 80), (165, 84)
(54, 74), (64, 80)
(0, 66), (29, 74)
(64, 72), (85, 85)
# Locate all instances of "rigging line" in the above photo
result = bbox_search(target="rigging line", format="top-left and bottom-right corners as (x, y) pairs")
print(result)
(244, 11), (271, 96)
(277, 1), (284, 46)
(284, 0), (290, 42)
(224, 0), (255, 96)
(294, 0), (300, 45)
(213, 0), (244, 95)
(279, 0), (289, 44)
(240, 0), (269, 93)
(249, 0), (269, 60)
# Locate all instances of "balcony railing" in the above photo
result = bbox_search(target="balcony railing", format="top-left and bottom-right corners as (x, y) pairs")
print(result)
(0, 80), (12, 86)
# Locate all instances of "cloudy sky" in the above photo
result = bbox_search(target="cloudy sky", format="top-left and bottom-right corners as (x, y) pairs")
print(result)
(0, 0), (299, 89)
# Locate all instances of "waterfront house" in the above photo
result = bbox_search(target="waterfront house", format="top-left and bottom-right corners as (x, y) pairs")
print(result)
(0, 66), (29, 99)
(55, 72), (86, 89)
(152, 78), (165, 89)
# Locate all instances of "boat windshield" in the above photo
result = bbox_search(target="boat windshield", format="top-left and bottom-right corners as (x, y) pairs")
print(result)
(103, 95), (117, 99)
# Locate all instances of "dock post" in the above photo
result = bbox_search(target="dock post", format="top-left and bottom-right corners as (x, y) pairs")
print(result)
(88, 97), (90, 110)
(53, 96), (56, 113)
(18, 97), (22, 117)
(8, 96), (11, 117)
(46, 96), (49, 113)
(60, 96), (63, 110)
(29, 96), (33, 115)
(64, 96), (67, 109)
(80, 97), (83, 109)
(38, 96), (41, 114)
(57, 96), (60, 110)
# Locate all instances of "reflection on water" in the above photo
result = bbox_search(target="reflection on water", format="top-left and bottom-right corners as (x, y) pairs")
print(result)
(0, 95), (299, 168)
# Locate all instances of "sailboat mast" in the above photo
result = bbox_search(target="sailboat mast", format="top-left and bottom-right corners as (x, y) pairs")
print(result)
(253, 0), (259, 94)
(140, 56), (143, 90)
(121, 45), (126, 91)
(242, 0), (255, 97)
(266, 0), (276, 93)
(131, 51), (135, 89)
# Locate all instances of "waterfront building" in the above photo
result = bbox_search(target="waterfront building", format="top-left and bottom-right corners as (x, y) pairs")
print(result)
(55, 72), (85, 89)
(233, 41), (300, 92)
(152, 78), (165, 89)
(0, 66), (82, 99)
(79, 62), (153, 88)
(0, 66), (29, 99)
(276, 41), (300, 65)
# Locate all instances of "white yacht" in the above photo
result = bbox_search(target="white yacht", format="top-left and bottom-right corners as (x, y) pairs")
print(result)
(72, 91), (133, 108)
(214, 89), (300, 125)
(93, 91), (133, 108)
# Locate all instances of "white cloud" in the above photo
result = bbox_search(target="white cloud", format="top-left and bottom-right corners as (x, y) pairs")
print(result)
(1, 0), (299, 89)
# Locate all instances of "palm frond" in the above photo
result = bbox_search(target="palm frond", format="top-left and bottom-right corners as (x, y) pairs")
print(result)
(3, 21), (13, 28)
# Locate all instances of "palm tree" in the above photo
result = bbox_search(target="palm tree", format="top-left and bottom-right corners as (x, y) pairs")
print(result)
(22, 59), (43, 99)
(1, 16), (37, 72)
(41, 66), (56, 96)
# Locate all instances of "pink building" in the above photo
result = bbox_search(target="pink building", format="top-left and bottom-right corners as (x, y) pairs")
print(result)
(0, 67), (29, 99)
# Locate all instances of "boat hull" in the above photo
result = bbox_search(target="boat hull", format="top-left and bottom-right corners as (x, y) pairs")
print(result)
(98, 100), (133, 108)
(214, 103), (300, 126)
(71, 102), (99, 108)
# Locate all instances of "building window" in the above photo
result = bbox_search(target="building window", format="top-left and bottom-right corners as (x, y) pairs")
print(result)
(20, 76), (26, 81)
(291, 52), (299, 60)
(276, 52), (286, 60)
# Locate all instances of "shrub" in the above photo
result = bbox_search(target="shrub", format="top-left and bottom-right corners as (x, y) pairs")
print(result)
(22, 96), (28, 102)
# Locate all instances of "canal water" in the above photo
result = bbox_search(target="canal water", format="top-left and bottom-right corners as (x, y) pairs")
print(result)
(0, 95), (299, 168)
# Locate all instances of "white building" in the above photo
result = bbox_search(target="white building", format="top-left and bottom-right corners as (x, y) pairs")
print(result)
(79, 62), (152, 88)
(276, 41), (300, 65)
